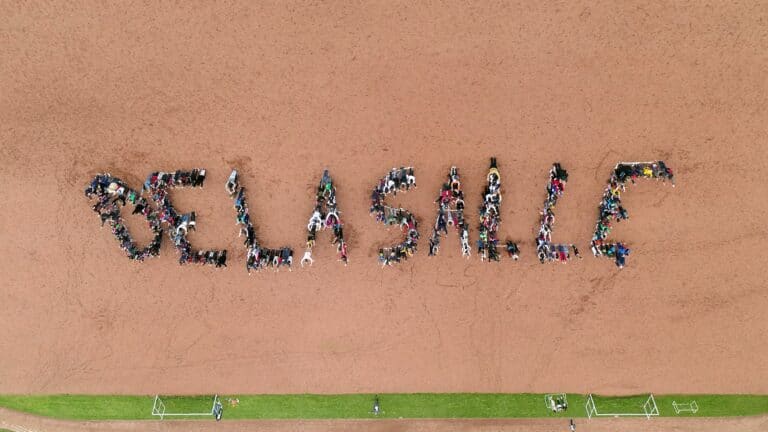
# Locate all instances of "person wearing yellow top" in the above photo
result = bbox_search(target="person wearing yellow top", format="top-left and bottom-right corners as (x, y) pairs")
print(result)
(643, 166), (653, 177)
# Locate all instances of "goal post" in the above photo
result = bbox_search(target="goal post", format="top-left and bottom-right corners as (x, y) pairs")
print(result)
(585, 394), (597, 418)
(150, 394), (220, 419)
(151, 395), (166, 419)
(585, 394), (659, 420)
(643, 394), (659, 418)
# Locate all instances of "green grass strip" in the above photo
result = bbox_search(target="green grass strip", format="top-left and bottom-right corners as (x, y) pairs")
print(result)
(0, 393), (766, 421)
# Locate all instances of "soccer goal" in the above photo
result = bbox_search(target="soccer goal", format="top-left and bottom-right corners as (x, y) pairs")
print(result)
(585, 394), (659, 419)
(151, 394), (220, 420)
(672, 400), (698, 414)
(544, 393), (568, 413)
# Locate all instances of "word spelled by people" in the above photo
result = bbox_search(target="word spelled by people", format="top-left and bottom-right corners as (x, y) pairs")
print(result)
(86, 158), (674, 271)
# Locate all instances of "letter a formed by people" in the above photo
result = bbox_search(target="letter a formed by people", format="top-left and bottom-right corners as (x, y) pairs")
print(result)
(303, 169), (348, 266)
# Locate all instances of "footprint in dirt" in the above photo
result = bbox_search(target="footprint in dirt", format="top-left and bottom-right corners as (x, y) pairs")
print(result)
(224, 156), (254, 170)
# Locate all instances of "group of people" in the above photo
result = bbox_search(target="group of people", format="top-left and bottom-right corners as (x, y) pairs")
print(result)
(88, 163), (675, 269)
(536, 163), (580, 263)
(85, 173), (163, 261)
(428, 166), (471, 257)
(144, 169), (228, 267)
(590, 161), (674, 268)
(476, 158), (520, 262)
(369, 167), (419, 267)
(301, 170), (348, 267)
(226, 170), (294, 272)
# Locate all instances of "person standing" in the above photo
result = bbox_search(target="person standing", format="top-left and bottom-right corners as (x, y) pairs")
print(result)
(571, 244), (582, 259)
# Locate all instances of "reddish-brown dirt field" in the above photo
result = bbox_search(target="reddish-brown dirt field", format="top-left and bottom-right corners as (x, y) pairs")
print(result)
(1, 0), (768, 410)
(2, 409), (768, 432)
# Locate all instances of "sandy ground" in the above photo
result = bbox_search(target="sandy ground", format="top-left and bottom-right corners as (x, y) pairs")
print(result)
(1, 0), (768, 406)
(2, 409), (768, 432)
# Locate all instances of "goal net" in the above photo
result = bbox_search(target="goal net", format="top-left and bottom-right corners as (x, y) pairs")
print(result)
(151, 394), (220, 420)
(585, 394), (659, 419)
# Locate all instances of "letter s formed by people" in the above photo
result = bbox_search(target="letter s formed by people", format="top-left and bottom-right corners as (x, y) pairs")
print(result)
(369, 167), (419, 267)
